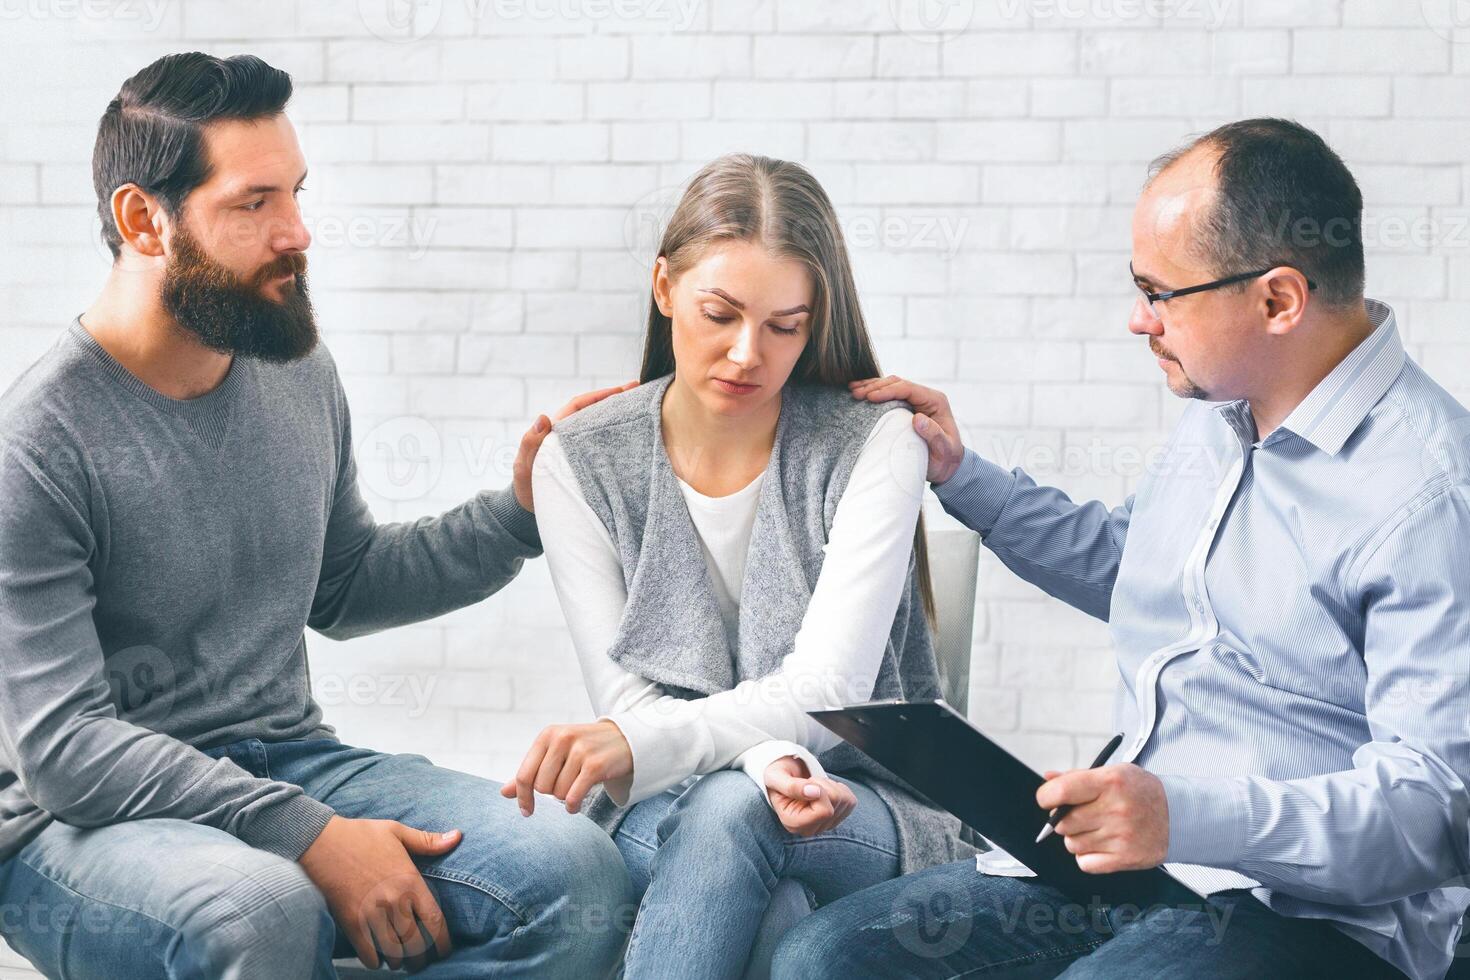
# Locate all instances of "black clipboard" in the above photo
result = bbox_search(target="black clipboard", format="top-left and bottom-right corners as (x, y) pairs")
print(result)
(809, 699), (1205, 909)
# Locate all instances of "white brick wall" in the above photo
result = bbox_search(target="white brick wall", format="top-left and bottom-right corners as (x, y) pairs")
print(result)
(3, 0), (1469, 779)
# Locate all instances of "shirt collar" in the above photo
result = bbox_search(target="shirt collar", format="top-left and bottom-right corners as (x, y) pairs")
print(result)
(1214, 298), (1405, 457)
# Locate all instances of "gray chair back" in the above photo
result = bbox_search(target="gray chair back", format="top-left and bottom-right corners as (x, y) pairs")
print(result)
(924, 512), (981, 716)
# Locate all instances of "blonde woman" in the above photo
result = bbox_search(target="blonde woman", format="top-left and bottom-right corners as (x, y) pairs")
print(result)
(502, 154), (970, 977)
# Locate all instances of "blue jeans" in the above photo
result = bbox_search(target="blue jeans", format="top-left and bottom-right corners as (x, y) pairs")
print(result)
(613, 770), (901, 980)
(771, 858), (1408, 979)
(0, 736), (634, 979)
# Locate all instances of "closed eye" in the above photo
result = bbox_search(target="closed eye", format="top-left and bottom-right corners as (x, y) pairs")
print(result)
(701, 309), (802, 334)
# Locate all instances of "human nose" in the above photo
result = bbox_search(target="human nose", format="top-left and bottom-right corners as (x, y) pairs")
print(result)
(1128, 293), (1162, 337)
(273, 198), (311, 254)
(727, 320), (761, 369)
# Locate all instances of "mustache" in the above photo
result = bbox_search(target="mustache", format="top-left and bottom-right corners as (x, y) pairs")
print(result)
(1149, 338), (1177, 362)
(250, 252), (307, 287)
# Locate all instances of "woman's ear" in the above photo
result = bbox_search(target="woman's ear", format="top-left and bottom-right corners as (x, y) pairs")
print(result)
(110, 183), (167, 259)
(651, 256), (674, 318)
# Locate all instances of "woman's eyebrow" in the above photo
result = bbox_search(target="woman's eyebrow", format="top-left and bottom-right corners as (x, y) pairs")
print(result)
(698, 288), (809, 317)
(699, 287), (744, 309)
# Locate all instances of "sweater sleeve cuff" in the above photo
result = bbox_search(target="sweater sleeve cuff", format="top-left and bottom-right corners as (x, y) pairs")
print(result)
(481, 485), (542, 554)
(600, 706), (699, 806)
(239, 792), (337, 861)
(931, 449), (1017, 535)
(737, 740), (828, 812)
(1160, 774), (1247, 866)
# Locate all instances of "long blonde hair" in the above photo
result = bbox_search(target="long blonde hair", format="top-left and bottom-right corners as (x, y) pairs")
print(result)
(639, 153), (937, 626)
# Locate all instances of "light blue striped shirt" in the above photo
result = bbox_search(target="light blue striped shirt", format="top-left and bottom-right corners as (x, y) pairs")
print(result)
(935, 300), (1470, 979)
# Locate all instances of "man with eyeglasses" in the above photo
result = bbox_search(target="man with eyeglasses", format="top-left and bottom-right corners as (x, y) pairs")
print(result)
(773, 118), (1470, 979)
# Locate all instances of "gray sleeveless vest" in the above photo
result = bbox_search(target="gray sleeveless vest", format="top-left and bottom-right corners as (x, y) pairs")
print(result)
(555, 372), (969, 876)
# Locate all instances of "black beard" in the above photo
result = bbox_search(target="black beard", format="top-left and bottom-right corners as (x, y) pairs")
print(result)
(161, 228), (319, 363)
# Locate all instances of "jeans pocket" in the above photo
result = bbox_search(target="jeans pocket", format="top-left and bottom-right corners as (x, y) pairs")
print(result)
(255, 739), (275, 780)
(199, 737), (270, 778)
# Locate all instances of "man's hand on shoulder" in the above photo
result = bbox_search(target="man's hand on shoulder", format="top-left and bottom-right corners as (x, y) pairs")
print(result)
(848, 375), (966, 485)
(512, 380), (639, 512)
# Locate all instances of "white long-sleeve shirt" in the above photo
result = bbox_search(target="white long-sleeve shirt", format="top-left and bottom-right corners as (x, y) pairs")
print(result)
(532, 406), (927, 810)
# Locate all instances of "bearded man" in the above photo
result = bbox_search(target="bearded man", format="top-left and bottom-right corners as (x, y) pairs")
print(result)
(0, 52), (635, 979)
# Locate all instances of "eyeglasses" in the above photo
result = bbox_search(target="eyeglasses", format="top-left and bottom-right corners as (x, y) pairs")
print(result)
(1130, 262), (1318, 318)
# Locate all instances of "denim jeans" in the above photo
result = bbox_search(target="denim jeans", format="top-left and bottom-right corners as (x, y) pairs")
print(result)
(613, 769), (901, 980)
(771, 858), (1408, 979)
(0, 735), (634, 979)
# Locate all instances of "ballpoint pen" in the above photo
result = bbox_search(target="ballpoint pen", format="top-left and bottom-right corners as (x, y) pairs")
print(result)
(1035, 732), (1125, 844)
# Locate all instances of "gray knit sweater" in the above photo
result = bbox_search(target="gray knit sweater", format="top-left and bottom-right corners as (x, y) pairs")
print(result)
(0, 319), (542, 862)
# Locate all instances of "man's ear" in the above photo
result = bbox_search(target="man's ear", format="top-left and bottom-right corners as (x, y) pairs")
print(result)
(110, 183), (167, 259)
(1261, 266), (1312, 337)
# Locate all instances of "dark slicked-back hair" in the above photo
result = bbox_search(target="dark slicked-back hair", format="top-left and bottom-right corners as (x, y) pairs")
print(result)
(1148, 118), (1365, 309)
(93, 52), (293, 258)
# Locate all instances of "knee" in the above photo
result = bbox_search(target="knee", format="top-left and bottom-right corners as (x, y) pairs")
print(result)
(171, 849), (333, 978)
(656, 770), (778, 847)
(770, 907), (853, 980)
(527, 820), (633, 977)
(559, 827), (633, 970)
(450, 811), (633, 975)
(543, 815), (635, 923)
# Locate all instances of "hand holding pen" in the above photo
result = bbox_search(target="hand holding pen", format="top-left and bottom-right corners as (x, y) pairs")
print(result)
(1035, 732), (1124, 844)
(1033, 733), (1172, 874)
